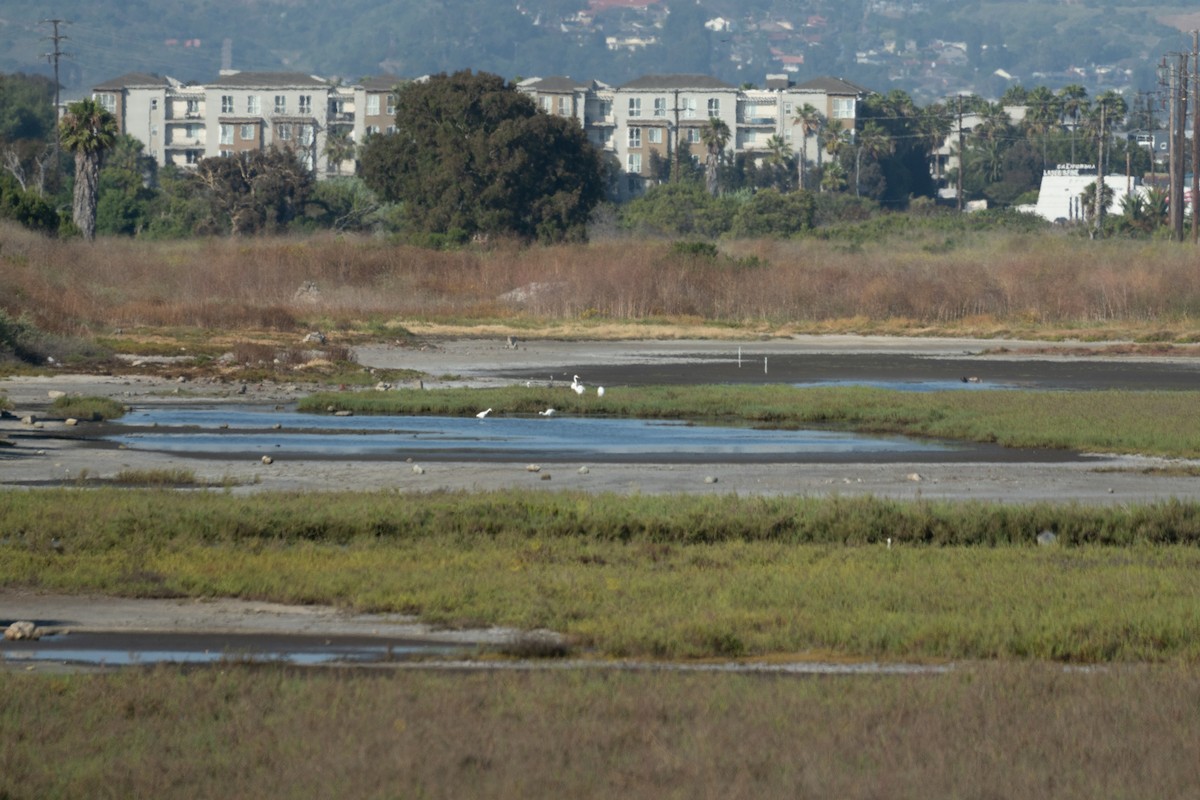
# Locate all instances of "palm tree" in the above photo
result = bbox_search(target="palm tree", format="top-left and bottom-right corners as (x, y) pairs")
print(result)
(1057, 84), (1089, 162)
(792, 103), (823, 191)
(700, 117), (730, 196)
(322, 129), (356, 176)
(764, 133), (792, 191)
(915, 104), (952, 186)
(854, 121), (893, 197)
(1022, 86), (1060, 170)
(820, 119), (851, 192)
(59, 98), (118, 241)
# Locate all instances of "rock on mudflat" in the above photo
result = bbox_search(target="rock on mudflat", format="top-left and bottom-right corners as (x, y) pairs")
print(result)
(4, 621), (39, 641)
(704, 475), (718, 484)
(261, 455), (274, 465)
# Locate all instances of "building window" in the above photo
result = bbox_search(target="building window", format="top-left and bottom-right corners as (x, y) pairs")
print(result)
(278, 124), (292, 141)
(366, 125), (380, 136)
(221, 95), (233, 114)
(541, 96), (552, 112)
(558, 97), (570, 115)
(299, 125), (314, 146)
(386, 94), (395, 115)
(653, 97), (667, 117)
(626, 153), (642, 174)
(247, 95), (260, 115)
(628, 97), (641, 117)
(186, 98), (200, 117)
(150, 99), (158, 111)
(628, 127), (641, 148)
(707, 98), (721, 117)
(832, 97), (855, 119)
(299, 95), (312, 115)
(386, 125), (396, 134)
(95, 93), (116, 113)
(784, 102), (793, 116)
(219, 124), (233, 145)
(274, 95), (287, 114)
(686, 128), (701, 143)
(240, 124), (255, 141)
(648, 127), (662, 144)
(682, 97), (696, 119)
(186, 123), (202, 139)
(367, 95), (380, 116)
(220, 149), (233, 158)
(150, 124), (158, 137)
(599, 100), (612, 119)
(185, 149), (201, 164)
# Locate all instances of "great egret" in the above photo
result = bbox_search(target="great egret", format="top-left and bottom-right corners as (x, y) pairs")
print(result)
(596, 386), (605, 397)
(539, 408), (556, 416)
(476, 408), (492, 419)
(571, 375), (585, 395)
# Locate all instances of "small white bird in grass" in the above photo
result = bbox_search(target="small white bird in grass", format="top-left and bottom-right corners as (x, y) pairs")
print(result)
(596, 386), (605, 397)
(476, 408), (492, 419)
(539, 408), (557, 416)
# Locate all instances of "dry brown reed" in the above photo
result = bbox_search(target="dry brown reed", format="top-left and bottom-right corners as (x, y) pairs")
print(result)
(3, 222), (1198, 338)
(3, 663), (1199, 799)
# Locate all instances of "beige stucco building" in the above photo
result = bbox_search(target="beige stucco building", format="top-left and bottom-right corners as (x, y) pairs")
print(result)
(93, 69), (868, 194)
(92, 70), (403, 178)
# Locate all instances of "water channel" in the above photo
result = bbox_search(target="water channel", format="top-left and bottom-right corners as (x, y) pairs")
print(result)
(105, 405), (1046, 465)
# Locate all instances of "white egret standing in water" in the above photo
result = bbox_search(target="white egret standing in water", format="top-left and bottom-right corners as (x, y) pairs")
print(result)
(476, 408), (492, 419)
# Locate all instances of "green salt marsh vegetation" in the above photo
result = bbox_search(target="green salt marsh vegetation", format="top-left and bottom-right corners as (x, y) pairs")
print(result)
(5, 490), (1200, 662)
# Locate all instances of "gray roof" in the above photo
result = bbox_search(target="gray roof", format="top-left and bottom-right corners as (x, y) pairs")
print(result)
(792, 76), (872, 96)
(208, 71), (331, 89)
(360, 75), (405, 91)
(618, 74), (737, 91)
(525, 76), (587, 92)
(93, 72), (173, 90)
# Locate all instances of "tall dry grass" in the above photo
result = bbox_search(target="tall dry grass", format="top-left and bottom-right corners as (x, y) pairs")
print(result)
(3, 663), (1200, 799)
(3, 222), (1199, 337)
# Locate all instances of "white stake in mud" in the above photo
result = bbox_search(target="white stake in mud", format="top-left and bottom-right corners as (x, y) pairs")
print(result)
(764, 356), (768, 374)
(738, 346), (742, 367)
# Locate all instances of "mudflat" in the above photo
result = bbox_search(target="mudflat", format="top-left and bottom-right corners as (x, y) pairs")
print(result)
(2, 335), (1199, 502)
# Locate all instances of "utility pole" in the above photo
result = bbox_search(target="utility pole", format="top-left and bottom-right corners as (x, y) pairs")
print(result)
(1192, 31), (1199, 243)
(1093, 101), (1105, 240)
(1178, 53), (1189, 242)
(956, 95), (964, 212)
(41, 17), (70, 193)
(1166, 53), (1188, 241)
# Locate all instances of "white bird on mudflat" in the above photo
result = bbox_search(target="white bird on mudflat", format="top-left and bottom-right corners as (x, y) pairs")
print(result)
(539, 408), (557, 416)
(596, 386), (605, 397)
(476, 408), (492, 419)
(571, 375), (585, 395)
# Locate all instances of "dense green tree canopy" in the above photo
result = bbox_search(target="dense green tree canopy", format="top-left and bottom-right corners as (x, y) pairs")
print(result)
(193, 147), (314, 235)
(359, 70), (604, 242)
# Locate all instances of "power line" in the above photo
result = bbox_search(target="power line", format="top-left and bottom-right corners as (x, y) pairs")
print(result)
(41, 17), (70, 192)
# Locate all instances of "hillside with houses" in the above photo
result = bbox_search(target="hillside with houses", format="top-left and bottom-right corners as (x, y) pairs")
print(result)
(0, 0), (1193, 102)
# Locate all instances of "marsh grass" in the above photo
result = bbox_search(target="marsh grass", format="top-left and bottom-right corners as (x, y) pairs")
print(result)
(302, 384), (1200, 457)
(2, 663), (1199, 799)
(6, 490), (1200, 661)
(49, 395), (126, 421)
(6, 222), (1200, 341)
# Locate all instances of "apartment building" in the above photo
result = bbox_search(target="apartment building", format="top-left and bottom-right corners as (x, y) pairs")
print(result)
(519, 72), (869, 198)
(92, 70), (404, 177)
(93, 69), (868, 194)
